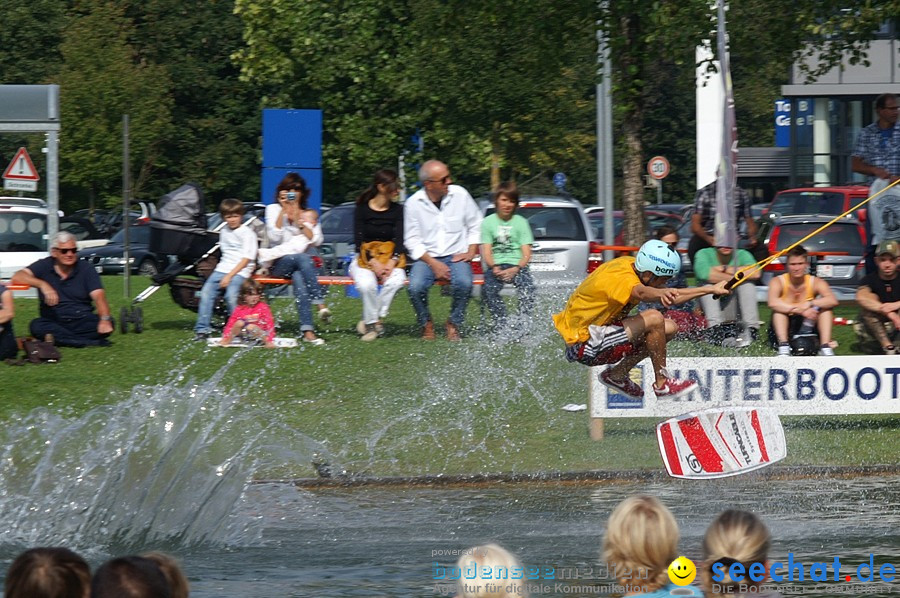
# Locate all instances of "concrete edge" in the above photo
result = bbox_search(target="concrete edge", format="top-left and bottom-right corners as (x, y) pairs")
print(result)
(253, 464), (900, 489)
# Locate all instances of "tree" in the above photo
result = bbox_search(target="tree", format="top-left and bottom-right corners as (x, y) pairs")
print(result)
(234, 0), (420, 202)
(121, 0), (262, 204)
(405, 0), (597, 198)
(53, 1), (173, 212)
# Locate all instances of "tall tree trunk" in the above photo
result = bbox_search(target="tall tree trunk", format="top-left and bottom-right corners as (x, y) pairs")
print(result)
(622, 116), (646, 247)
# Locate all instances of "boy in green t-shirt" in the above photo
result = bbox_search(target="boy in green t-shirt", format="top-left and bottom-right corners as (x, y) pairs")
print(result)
(480, 182), (535, 326)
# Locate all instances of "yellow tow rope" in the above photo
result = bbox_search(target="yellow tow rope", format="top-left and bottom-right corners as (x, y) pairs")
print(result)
(722, 177), (900, 292)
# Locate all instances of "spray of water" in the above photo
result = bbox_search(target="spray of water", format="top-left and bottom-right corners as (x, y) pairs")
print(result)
(330, 286), (587, 476)
(0, 352), (322, 551)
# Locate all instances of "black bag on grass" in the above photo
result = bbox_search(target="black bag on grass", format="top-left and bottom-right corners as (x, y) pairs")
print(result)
(13, 337), (61, 364)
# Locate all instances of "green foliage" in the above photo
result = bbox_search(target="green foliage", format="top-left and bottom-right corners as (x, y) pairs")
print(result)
(53, 0), (173, 210)
(235, 0), (599, 202)
(121, 0), (262, 204)
(234, 0), (420, 202)
(0, 0), (67, 84)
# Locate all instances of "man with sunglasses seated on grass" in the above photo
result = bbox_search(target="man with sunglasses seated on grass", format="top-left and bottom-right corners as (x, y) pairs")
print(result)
(11, 231), (114, 347)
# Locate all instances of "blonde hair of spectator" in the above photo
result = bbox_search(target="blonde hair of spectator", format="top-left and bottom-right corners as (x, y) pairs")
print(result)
(700, 510), (771, 596)
(140, 552), (189, 598)
(455, 543), (528, 598)
(4, 546), (91, 598)
(602, 494), (679, 593)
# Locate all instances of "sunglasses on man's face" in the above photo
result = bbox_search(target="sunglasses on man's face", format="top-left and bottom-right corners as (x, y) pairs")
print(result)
(427, 175), (451, 184)
(54, 247), (78, 254)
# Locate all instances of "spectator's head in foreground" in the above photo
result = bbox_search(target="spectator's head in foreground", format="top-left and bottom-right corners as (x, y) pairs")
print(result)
(90, 556), (171, 598)
(603, 494), (679, 593)
(700, 509), (772, 596)
(4, 546), (91, 598)
(140, 552), (188, 598)
(455, 543), (527, 598)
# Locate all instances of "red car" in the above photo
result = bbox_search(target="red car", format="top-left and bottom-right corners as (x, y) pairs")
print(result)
(764, 185), (869, 221)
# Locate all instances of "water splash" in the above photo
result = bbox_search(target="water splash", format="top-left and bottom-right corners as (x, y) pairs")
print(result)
(0, 354), (321, 551)
(337, 287), (584, 476)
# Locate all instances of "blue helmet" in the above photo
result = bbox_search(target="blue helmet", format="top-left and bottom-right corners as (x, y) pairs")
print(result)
(634, 239), (681, 277)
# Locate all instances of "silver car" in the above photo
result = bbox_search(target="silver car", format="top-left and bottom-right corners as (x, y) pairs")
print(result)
(477, 195), (594, 286)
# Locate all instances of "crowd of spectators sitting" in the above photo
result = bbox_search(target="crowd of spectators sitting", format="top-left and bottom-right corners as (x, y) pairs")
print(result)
(5, 164), (900, 354)
(3, 547), (188, 598)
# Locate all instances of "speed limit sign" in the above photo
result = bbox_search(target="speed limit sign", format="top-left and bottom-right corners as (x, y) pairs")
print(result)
(647, 156), (670, 180)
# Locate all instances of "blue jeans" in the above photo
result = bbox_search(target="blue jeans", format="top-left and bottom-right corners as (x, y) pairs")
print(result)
(272, 253), (323, 332)
(483, 264), (535, 324)
(408, 257), (473, 327)
(195, 270), (245, 334)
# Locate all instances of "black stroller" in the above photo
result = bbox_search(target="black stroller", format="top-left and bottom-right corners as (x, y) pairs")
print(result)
(119, 183), (221, 333)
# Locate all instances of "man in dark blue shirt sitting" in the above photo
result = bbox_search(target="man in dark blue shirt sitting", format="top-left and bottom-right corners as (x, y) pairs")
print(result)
(11, 231), (114, 347)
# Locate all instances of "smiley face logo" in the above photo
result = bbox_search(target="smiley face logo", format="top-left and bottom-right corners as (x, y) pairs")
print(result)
(668, 556), (697, 586)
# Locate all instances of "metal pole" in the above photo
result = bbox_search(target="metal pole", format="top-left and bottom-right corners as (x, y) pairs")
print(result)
(597, 5), (615, 263)
(658, 180), (663, 204)
(46, 84), (60, 243)
(46, 130), (59, 242)
(122, 114), (131, 300)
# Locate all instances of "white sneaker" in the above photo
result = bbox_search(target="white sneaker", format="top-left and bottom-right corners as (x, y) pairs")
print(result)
(318, 306), (332, 323)
(818, 346), (835, 356)
(302, 336), (325, 346)
(777, 345), (791, 356)
(721, 336), (751, 349)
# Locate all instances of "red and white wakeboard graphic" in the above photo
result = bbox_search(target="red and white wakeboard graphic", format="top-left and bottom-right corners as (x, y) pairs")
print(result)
(656, 407), (785, 479)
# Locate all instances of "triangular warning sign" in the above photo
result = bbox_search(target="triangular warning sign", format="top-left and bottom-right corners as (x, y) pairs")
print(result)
(3, 147), (40, 181)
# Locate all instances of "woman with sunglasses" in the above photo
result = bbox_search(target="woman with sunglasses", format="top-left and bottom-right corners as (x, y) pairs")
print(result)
(10, 231), (114, 347)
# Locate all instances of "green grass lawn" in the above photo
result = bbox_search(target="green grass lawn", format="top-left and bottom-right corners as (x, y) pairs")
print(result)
(5, 276), (899, 480)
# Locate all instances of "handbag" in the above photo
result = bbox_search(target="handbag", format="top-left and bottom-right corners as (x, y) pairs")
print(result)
(357, 240), (405, 269)
(21, 337), (61, 364)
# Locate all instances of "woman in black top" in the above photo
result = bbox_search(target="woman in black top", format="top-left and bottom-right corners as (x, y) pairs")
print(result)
(349, 169), (407, 340)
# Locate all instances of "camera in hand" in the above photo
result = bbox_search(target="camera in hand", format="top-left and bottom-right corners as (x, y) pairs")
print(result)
(286, 191), (297, 201)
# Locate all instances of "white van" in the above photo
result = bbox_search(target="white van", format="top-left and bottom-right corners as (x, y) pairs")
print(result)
(0, 197), (49, 295)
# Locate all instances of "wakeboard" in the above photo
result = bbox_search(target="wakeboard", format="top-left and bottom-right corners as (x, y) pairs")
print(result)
(206, 337), (298, 348)
(656, 406), (786, 479)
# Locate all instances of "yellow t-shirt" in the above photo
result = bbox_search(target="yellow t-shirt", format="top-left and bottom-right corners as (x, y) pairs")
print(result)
(552, 256), (641, 345)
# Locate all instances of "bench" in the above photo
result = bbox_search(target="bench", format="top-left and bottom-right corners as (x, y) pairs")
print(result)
(252, 275), (486, 287)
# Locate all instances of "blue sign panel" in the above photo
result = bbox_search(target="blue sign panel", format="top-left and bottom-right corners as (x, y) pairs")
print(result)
(553, 172), (567, 189)
(262, 109), (322, 168)
(261, 108), (323, 208)
(774, 99), (814, 148)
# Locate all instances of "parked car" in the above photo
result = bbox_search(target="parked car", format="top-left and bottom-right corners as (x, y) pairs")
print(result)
(77, 223), (170, 275)
(0, 197), (49, 294)
(59, 216), (109, 250)
(764, 185), (869, 220)
(205, 202), (267, 231)
(757, 214), (867, 300)
(587, 209), (683, 271)
(477, 196), (594, 285)
(318, 202), (355, 274)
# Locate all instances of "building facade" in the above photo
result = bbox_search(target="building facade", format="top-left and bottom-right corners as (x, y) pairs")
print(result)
(781, 24), (900, 187)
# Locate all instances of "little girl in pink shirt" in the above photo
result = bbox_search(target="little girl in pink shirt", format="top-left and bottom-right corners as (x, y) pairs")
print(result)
(221, 279), (276, 347)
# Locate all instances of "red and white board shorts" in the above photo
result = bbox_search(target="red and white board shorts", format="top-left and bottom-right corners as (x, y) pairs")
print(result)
(565, 324), (636, 367)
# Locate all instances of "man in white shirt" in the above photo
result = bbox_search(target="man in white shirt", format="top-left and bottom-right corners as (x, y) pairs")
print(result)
(404, 160), (483, 340)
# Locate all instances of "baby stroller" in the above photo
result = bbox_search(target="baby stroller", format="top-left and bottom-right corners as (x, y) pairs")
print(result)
(119, 183), (222, 333)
